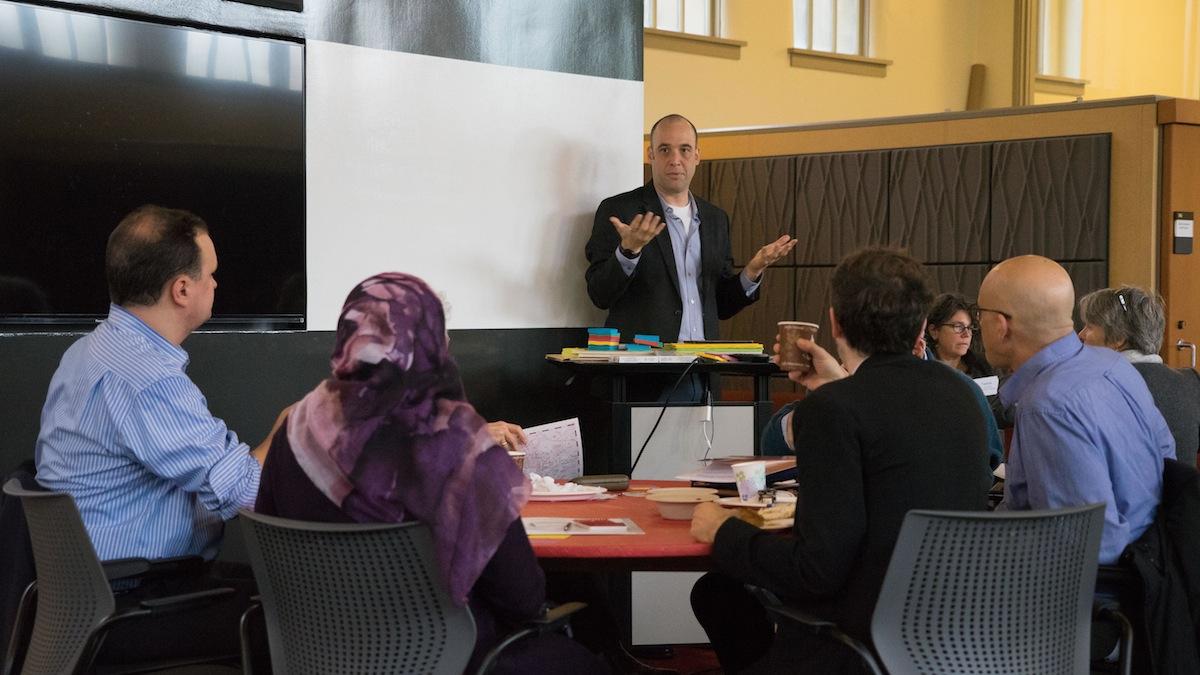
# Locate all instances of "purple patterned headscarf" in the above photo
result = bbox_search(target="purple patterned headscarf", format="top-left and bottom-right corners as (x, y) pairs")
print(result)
(286, 273), (530, 604)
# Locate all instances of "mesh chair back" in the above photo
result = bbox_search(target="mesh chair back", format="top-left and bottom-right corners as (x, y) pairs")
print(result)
(239, 510), (476, 675)
(2, 479), (115, 675)
(871, 504), (1105, 675)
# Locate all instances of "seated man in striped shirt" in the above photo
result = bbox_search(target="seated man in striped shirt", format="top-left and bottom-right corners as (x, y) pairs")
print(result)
(35, 204), (286, 664)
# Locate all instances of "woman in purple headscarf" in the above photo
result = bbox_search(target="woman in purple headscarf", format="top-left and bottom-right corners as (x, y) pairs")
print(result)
(255, 273), (605, 674)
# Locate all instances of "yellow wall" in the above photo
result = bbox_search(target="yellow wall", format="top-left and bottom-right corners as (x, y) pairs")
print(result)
(1036, 0), (1200, 105)
(647, 0), (1200, 131)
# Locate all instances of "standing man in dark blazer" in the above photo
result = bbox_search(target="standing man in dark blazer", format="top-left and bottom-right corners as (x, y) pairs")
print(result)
(585, 114), (795, 343)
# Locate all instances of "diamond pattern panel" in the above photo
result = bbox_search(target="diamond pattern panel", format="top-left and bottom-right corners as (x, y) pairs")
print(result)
(925, 264), (991, 302)
(1063, 261), (1108, 329)
(793, 266), (836, 354)
(889, 144), (991, 263)
(706, 157), (796, 266)
(720, 266), (794, 348)
(795, 151), (890, 265)
(990, 135), (1110, 260)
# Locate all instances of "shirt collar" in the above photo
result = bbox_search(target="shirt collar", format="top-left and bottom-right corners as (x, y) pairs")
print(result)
(999, 332), (1081, 406)
(106, 304), (189, 368)
(656, 191), (699, 222)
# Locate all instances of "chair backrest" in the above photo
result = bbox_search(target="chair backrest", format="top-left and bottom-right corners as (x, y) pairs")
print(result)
(239, 510), (476, 675)
(2, 478), (115, 675)
(871, 504), (1105, 675)
(0, 465), (38, 668)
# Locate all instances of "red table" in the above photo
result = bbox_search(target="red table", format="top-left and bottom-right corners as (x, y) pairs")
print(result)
(523, 480), (713, 571)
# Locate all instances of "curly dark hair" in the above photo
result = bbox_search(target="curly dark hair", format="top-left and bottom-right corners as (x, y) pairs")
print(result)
(831, 247), (933, 355)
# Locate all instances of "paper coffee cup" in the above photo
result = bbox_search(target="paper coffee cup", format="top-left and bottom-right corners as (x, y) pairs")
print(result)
(732, 460), (767, 502)
(778, 321), (820, 371)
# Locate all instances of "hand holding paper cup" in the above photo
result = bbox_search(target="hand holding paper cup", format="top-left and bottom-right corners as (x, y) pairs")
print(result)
(777, 321), (820, 372)
(732, 460), (767, 503)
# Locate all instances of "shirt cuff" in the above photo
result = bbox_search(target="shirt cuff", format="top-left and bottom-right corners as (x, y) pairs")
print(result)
(740, 269), (761, 296)
(615, 246), (640, 276)
(207, 444), (262, 520)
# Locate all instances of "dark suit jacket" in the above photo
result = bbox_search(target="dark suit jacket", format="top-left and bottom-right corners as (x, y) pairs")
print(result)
(585, 182), (758, 342)
(711, 354), (992, 666)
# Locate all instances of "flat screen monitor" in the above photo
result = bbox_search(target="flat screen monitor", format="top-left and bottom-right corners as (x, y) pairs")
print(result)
(0, 1), (305, 329)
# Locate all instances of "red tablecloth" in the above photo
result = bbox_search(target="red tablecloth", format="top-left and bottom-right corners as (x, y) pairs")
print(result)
(522, 480), (712, 571)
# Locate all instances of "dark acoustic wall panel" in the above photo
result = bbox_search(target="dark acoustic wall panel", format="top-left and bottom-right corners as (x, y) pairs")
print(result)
(925, 264), (991, 302)
(889, 144), (991, 263)
(690, 162), (713, 203)
(793, 266), (836, 354)
(794, 151), (890, 265)
(706, 157), (796, 267)
(1062, 261), (1109, 328)
(720, 267), (794, 348)
(990, 134), (1111, 261)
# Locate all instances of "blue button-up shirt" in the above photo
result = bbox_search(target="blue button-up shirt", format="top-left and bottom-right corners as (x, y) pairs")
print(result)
(999, 333), (1174, 564)
(616, 192), (759, 340)
(35, 305), (261, 561)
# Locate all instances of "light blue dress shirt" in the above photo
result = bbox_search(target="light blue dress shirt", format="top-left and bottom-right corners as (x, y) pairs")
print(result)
(999, 333), (1175, 564)
(35, 304), (261, 561)
(615, 192), (759, 340)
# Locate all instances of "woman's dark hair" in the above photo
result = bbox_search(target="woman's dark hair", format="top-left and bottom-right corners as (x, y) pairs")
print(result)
(831, 247), (933, 355)
(926, 292), (992, 377)
(105, 205), (209, 307)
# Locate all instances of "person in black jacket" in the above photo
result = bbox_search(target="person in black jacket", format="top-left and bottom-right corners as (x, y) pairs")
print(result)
(585, 114), (794, 344)
(689, 247), (992, 674)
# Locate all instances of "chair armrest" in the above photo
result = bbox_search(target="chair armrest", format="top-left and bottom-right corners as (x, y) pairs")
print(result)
(525, 601), (586, 633)
(102, 554), (207, 582)
(475, 602), (589, 674)
(138, 586), (236, 611)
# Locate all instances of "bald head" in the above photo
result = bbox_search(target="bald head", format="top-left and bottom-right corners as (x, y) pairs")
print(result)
(978, 256), (1076, 368)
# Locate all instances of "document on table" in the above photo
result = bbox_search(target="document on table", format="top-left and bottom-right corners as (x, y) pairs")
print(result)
(522, 417), (584, 480)
(974, 375), (999, 396)
(522, 517), (644, 536)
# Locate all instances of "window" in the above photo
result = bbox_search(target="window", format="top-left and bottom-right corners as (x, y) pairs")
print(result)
(1038, 0), (1083, 79)
(793, 0), (865, 55)
(644, 0), (717, 37)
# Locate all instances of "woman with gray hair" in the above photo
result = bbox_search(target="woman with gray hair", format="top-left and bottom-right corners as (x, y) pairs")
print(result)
(1078, 286), (1200, 463)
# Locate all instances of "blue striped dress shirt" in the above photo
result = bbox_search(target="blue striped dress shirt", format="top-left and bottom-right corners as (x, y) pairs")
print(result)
(35, 304), (260, 561)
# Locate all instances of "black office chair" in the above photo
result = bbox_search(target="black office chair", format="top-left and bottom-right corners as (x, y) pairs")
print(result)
(1, 479), (238, 675)
(753, 504), (1106, 675)
(238, 509), (584, 675)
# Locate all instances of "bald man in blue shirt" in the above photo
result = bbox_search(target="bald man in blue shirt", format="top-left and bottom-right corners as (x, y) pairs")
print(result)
(978, 255), (1174, 564)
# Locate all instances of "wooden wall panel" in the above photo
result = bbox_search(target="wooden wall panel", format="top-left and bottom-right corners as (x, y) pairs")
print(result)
(706, 157), (795, 266)
(889, 144), (991, 263)
(991, 134), (1111, 260)
(794, 151), (889, 265)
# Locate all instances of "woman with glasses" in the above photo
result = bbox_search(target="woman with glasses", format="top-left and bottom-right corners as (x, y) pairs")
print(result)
(1078, 286), (1200, 463)
(925, 293), (994, 378)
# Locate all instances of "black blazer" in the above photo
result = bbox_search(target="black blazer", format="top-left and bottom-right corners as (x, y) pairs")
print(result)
(712, 354), (992, 650)
(585, 182), (758, 342)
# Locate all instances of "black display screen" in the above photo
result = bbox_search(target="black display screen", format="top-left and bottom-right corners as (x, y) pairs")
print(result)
(0, 1), (305, 328)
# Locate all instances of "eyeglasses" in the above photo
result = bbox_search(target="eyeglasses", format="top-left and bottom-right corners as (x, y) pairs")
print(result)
(971, 305), (1013, 323)
(936, 322), (977, 336)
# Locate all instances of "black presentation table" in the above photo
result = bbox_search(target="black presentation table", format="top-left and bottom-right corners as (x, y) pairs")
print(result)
(546, 358), (781, 474)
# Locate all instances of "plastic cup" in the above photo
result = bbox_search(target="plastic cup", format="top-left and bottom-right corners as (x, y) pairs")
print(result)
(507, 451), (526, 472)
(732, 461), (767, 502)
(778, 321), (820, 372)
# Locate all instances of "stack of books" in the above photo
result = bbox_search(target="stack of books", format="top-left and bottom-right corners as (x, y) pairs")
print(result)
(676, 456), (797, 494)
(587, 327), (619, 351)
(663, 341), (765, 355)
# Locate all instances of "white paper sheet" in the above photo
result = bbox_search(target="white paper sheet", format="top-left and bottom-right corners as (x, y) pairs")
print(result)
(522, 418), (584, 480)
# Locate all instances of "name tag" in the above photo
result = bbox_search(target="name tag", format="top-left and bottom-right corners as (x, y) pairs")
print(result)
(974, 375), (999, 396)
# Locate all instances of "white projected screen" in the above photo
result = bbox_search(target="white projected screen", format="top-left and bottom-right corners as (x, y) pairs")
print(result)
(305, 40), (644, 330)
